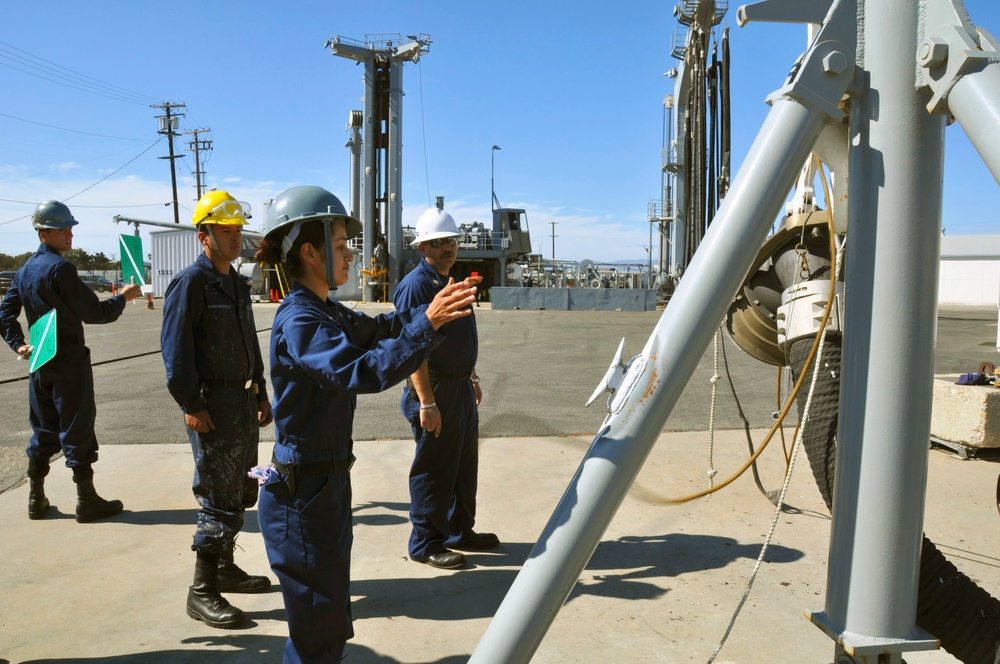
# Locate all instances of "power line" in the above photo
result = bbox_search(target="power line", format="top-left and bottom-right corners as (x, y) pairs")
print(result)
(417, 60), (432, 209)
(0, 40), (161, 106)
(1, 143), (158, 181)
(64, 138), (163, 202)
(0, 112), (151, 141)
(0, 198), (168, 208)
(0, 60), (150, 106)
(0, 137), (164, 227)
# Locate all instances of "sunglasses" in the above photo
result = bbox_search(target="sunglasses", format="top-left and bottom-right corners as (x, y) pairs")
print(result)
(426, 237), (459, 248)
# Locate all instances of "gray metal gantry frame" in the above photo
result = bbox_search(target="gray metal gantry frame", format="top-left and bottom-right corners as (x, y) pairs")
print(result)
(328, 34), (429, 296)
(469, 1), (1000, 662)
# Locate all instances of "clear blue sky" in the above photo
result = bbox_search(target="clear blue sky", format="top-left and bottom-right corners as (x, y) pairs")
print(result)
(1, 1), (998, 264)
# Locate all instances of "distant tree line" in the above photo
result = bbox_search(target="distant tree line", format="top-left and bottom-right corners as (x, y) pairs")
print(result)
(0, 249), (117, 272)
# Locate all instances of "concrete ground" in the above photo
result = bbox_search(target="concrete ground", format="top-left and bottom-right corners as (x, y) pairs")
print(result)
(0, 299), (997, 663)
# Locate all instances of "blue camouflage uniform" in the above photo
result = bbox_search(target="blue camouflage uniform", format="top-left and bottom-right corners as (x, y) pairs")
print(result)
(0, 244), (128, 467)
(161, 252), (268, 556)
(393, 258), (480, 559)
(259, 283), (437, 663)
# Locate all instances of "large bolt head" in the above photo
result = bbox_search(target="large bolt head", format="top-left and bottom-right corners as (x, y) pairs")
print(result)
(919, 38), (949, 68)
(822, 50), (848, 75)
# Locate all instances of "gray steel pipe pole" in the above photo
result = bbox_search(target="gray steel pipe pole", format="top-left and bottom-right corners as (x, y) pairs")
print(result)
(815, 0), (944, 656)
(361, 60), (377, 281)
(387, 59), (404, 295)
(469, 97), (829, 664)
(948, 61), (1000, 185)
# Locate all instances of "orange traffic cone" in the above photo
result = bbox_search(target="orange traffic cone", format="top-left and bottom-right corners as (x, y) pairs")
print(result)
(111, 282), (116, 296)
(270, 288), (278, 303)
(145, 293), (154, 310)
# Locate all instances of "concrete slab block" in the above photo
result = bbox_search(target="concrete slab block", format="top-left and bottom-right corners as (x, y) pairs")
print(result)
(931, 377), (1000, 449)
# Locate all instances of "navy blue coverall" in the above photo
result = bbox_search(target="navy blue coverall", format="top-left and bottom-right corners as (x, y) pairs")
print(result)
(393, 258), (480, 559)
(161, 253), (269, 556)
(259, 283), (437, 664)
(0, 244), (128, 467)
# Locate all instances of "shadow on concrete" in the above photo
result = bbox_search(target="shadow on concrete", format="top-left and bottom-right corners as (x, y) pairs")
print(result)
(343, 647), (469, 664)
(353, 500), (410, 527)
(351, 532), (804, 622)
(568, 532), (804, 602)
(19, 634), (285, 664)
(19, 639), (474, 664)
(111, 509), (262, 534)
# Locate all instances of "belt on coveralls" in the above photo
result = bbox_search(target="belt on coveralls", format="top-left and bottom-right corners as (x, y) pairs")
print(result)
(200, 378), (259, 394)
(405, 371), (473, 392)
(270, 454), (357, 496)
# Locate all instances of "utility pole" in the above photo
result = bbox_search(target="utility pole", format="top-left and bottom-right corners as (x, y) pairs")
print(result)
(151, 102), (186, 223)
(184, 128), (212, 200)
(549, 220), (558, 259)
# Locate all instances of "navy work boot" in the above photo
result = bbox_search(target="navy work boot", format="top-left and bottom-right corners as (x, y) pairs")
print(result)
(187, 554), (246, 629)
(27, 458), (50, 520)
(72, 465), (124, 523)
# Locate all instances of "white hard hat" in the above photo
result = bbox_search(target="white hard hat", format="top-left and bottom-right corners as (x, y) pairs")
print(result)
(411, 207), (461, 247)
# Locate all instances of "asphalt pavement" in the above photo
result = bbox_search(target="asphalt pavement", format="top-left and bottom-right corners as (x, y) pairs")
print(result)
(0, 296), (799, 493)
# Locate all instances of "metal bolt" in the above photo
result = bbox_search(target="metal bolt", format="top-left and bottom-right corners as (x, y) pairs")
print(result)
(822, 50), (848, 75)
(919, 38), (948, 68)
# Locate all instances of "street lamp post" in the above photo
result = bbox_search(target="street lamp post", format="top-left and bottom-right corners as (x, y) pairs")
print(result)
(491, 145), (501, 211)
(663, 93), (675, 276)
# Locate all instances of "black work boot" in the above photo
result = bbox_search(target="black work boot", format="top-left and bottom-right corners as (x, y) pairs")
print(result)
(187, 554), (246, 629)
(27, 458), (51, 520)
(72, 465), (124, 523)
(217, 546), (271, 594)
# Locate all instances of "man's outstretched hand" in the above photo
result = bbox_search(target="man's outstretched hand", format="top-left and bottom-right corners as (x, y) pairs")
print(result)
(425, 277), (481, 330)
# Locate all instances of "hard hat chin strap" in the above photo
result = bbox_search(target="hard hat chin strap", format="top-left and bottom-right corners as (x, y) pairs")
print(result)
(278, 218), (339, 290)
(205, 225), (221, 255)
(322, 219), (336, 289)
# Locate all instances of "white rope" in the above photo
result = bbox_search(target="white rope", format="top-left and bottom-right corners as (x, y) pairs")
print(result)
(707, 238), (845, 663)
(707, 330), (721, 489)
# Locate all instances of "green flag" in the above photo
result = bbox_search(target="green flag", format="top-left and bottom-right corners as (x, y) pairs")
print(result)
(28, 309), (57, 373)
(119, 235), (145, 287)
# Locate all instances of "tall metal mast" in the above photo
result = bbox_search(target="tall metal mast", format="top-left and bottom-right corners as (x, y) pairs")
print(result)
(328, 33), (430, 296)
(658, 2), (729, 292)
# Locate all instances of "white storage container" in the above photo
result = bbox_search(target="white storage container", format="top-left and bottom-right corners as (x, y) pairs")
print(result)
(151, 230), (202, 297)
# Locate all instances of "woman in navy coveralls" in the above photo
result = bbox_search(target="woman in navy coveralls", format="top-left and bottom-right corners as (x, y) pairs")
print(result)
(254, 186), (480, 663)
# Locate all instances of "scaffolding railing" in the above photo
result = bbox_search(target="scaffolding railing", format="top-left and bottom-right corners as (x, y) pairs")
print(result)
(675, 0), (728, 26)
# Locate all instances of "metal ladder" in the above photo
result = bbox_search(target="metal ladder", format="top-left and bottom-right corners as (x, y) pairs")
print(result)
(262, 262), (290, 299)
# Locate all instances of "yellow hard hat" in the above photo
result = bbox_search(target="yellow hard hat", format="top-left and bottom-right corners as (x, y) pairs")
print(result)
(192, 190), (251, 226)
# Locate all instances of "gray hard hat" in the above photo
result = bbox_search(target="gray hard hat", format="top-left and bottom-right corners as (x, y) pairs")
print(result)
(264, 185), (362, 254)
(32, 200), (79, 230)
(264, 185), (362, 289)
